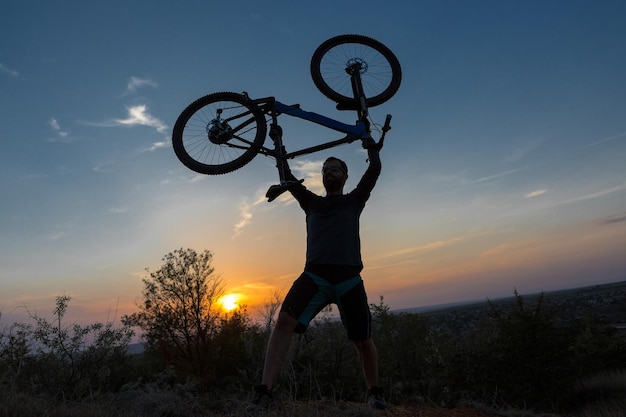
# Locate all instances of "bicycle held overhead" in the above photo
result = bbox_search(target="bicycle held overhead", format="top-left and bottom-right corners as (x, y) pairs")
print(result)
(172, 34), (402, 201)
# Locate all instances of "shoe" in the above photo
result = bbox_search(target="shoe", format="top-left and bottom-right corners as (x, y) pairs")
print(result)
(367, 386), (387, 410)
(250, 384), (275, 410)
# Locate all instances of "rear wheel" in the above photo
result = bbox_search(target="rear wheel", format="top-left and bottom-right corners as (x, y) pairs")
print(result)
(172, 92), (266, 175)
(310, 34), (402, 107)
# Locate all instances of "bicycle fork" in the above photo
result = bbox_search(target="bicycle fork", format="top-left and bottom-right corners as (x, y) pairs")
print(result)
(265, 112), (303, 202)
(347, 62), (369, 120)
(268, 112), (289, 185)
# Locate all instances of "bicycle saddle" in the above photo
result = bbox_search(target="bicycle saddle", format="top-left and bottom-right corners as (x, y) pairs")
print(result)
(335, 100), (361, 111)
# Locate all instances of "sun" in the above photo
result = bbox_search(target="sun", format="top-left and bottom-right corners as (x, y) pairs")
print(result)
(219, 293), (240, 312)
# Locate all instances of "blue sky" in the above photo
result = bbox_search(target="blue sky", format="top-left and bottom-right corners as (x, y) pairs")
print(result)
(1, 0), (625, 325)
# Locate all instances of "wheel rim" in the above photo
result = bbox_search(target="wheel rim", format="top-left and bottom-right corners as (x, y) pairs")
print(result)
(175, 95), (263, 173)
(314, 38), (399, 105)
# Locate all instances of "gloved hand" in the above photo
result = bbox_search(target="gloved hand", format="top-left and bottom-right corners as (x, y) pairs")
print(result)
(362, 136), (383, 151)
(269, 123), (283, 141)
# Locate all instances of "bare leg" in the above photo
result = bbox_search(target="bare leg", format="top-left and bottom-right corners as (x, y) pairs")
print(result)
(261, 311), (298, 389)
(353, 338), (379, 388)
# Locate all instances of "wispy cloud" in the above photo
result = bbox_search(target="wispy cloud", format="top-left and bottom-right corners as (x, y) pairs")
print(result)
(109, 206), (128, 214)
(599, 212), (626, 225)
(124, 76), (157, 94)
(93, 160), (115, 173)
(232, 191), (268, 238)
(559, 182), (626, 205)
(49, 118), (71, 142)
(462, 168), (523, 185)
(19, 173), (48, 180)
(189, 174), (205, 183)
(233, 199), (254, 238)
(380, 236), (465, 259)
(0, 62), (19, 77)
(45, 220), (79, 241)
(480, 243), (511, 257)
(291, 159), (324, 193)
(504, 138), (543, 162)
(90, 105), (168, 138)
(379, 228), (514, 260)
(142, 140), (170, 152)
(231, 158), (324, 238)
(524, 189), (548, 198)
(584, 131), (626, 148)
(86, 78), (167, 149)
(430, 168), (525, 198)
(114, 105), (167, 133)
(160, 173), (206, 186)
(47, 231), (66, 241)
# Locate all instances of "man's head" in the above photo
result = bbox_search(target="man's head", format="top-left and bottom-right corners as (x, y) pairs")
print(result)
(322, 157), (348, 195)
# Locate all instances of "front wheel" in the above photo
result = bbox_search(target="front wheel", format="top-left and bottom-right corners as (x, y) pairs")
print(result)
(172, 92), (267, 175)
(310, 34), (402, 107)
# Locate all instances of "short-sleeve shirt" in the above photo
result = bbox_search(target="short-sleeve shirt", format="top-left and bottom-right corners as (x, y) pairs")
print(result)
(289, 152), (381, 275)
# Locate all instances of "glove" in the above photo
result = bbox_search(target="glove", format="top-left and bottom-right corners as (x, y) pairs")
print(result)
(362, 136), (383, 151)
(269, 123), (283, 140)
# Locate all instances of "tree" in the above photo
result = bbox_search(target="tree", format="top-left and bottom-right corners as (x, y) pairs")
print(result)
(256, 290), (283, 336)
(122, 248), (226, 384)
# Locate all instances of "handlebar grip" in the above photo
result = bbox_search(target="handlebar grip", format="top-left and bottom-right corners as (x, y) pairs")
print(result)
(383, 114), (392, 132)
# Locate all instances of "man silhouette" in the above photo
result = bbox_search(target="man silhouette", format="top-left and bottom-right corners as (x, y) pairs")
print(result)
(253, 125), (386, 410)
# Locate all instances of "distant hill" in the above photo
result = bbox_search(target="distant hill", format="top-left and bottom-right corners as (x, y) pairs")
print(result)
(396, 279), (626, 318)
(398, 279), (626, 337)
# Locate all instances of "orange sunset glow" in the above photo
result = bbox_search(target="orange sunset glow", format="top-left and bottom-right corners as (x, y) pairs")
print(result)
(219, 293), (242, 312)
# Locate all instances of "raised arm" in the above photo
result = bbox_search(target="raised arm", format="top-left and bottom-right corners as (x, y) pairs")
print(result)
(351, 137), (383, 201)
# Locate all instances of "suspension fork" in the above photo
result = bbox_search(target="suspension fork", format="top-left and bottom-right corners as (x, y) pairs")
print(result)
(347, 63), (369, 121)
(268, 110), (289, 184)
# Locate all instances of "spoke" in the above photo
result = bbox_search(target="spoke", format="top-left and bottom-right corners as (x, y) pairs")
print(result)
(320, 42), (393, 99)
(229, 134), (257, 148)
(180, 99), (260, 167)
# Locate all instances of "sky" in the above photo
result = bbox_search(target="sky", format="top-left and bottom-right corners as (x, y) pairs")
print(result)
(1, 0), (625, 326)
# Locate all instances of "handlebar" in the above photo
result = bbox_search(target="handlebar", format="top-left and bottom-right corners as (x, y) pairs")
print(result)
(382, 114), (392, 132)
(377, 114), (392, 147)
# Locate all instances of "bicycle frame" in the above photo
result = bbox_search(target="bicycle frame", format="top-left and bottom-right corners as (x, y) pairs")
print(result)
(246, 56), (373, 169)
(172, 34), (399, 181)
(248, 97), (369, 160)
(244, 77), (390, 198)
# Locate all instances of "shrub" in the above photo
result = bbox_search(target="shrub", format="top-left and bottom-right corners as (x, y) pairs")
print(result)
(0, 295), (134, 400)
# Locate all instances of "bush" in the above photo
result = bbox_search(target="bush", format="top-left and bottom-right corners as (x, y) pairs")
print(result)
(0, 295), (134, 400)
(465, 291), (576, 410)
(2, 282), (625, 414)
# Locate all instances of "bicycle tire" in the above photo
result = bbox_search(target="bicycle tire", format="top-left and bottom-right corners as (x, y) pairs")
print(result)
(310, 34), (402, 107)
(172, 92), (267, 175)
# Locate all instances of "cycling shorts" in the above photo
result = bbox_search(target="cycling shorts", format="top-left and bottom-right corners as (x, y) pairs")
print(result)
(280, 270), (372, 341)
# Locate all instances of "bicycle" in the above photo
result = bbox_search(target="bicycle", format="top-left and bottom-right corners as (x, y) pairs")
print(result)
(172, 34), (402, 201)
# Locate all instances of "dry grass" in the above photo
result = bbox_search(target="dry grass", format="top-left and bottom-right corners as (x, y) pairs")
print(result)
(3, 369), (625, 416)
(574, 370), (626, 394)
(573, 400), (626, 417)
(1, 389), (500, 417)
(570, 370), (626, 417)
(3, 389), (625, 417)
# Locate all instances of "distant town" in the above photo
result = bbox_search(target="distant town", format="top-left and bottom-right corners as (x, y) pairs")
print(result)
(407, 280), (626, 336)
